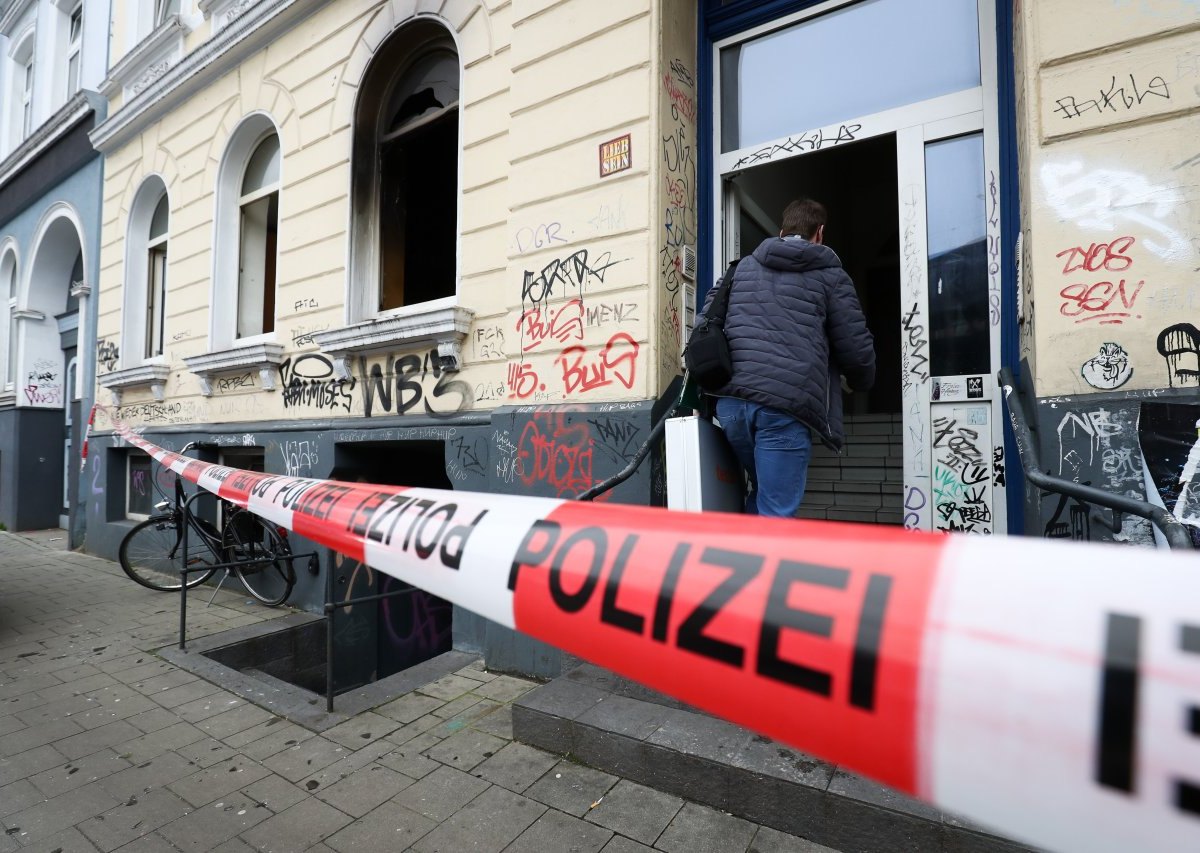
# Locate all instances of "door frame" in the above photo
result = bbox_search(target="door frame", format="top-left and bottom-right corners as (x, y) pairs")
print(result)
(708, 0), (1008, 534)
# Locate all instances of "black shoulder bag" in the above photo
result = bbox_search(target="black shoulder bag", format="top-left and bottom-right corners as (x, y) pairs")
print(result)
(684, 259), (741, 392)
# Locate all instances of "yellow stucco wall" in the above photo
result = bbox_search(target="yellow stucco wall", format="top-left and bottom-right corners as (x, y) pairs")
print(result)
(1017, 0), (1200, 397)
(95, 0), (690, 429)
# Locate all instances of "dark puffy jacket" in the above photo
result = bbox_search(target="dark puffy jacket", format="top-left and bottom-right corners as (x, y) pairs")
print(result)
(700, 237), (875, 450)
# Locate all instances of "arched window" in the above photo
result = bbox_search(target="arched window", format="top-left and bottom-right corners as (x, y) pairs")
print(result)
(349, 21), (460, 319)
(122, 177), (169, 367)
(146, 195), (168, 357)
(236, 134), (280, 338)
(0, 249), (16, 389)
(210, 115), (282, 348)
(9, 33), (36, 146)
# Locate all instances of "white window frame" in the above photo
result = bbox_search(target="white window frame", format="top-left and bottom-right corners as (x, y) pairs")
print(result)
(154, 0), (180, 27)
(345, 24), (463, 325)
(209, 113), (281, 351)
(313, 22), (474, 370)
(125, 450), (154, 520)
(17, 41), (34, 139)
(0, 246), (18, 392)
(234, 135), (280, 340)
(64, 3), (82, 97)
(119, 177), (170, 369)
(146, 198), (168, 359)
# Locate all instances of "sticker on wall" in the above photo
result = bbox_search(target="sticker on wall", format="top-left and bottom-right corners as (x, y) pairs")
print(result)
(599, 134), (632, 178)
(967, 377), (983, 398)
(1081, 342), (1133, 390)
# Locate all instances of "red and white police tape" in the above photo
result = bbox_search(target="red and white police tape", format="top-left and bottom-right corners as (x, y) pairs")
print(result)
(101, 413), (1199, 852)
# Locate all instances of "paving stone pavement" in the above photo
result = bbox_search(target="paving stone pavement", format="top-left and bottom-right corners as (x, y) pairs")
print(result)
(0, 533), (840, 852)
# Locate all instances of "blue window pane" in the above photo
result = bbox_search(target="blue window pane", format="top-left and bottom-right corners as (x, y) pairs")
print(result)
(722, 0), (980, 152)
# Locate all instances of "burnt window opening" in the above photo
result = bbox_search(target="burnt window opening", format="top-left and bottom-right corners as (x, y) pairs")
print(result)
(352, 23), (460, 316)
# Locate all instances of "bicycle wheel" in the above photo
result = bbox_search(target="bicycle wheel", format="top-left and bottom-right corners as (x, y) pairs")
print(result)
(224, 511), (295, 606)
(119, 516), (219, 592)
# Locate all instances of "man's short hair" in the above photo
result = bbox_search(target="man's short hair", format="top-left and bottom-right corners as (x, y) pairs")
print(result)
(780, 199), (827, 240)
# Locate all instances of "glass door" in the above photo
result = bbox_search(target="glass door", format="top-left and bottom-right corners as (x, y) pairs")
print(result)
(714, 0), (1005, 534)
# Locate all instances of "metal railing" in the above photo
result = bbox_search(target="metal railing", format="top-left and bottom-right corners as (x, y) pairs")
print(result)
(322, 570), (416, 712)
(177, 490), (319, 650)
(997, 366), (1194, 550)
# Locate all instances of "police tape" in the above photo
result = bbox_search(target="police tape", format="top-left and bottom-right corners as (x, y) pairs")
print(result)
(103, 414), (1199, 853)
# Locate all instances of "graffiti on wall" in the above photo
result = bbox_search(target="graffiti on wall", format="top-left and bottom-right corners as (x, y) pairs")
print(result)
(1051, 73), (1171, 121)
(1040, 161), (1190, 262)
(520, 250), (626, 307)
(279, 439), (319, 478)
(931, 406), (993, 535)
(1157, 323), (1200, 387)
(1140, 402), (1200, 546)
(731, 123), (861, 170)
(1043, 402), (1153, 544)
(500, 405), (650, 500)
(659, 58), (697, 388)
(471, 325), (507, 361)
(97, 340), (119, 372)
(358, 349), (473, 418)
(24, 359), (61, 406)
(280, 354), (356, 412)
(1056, 235), (1144, 325)
(1081, 342), (1134, 389)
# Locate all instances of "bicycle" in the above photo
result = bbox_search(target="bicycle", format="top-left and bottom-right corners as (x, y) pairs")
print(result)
(118, 441), (297, 606)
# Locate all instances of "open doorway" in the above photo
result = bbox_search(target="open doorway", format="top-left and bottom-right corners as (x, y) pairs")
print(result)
(325, 441), (454, 693)
(730, 134), (903, 524)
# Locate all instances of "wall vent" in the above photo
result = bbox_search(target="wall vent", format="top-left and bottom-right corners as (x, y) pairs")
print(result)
(679, 245), (696, 281)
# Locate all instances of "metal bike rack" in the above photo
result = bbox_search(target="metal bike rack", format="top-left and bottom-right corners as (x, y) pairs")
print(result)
(177, 490), (319, 651)
(998, 366), (1194, 550)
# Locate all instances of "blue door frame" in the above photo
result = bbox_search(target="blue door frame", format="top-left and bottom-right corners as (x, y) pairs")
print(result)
(694, 0), (1025, 533)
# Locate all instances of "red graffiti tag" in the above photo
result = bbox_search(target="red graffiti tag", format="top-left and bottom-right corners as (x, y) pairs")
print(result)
(518, 413), (594, 498)
(518, 299), (584, 352)
(1056, 236), (1143, 324)
(507, 362), (541, 399)
(555, 332), (639, 395)
(663, 72), (696, 124)
(1055, 236), (1135, 275)
(1059, 280), (1144, 324)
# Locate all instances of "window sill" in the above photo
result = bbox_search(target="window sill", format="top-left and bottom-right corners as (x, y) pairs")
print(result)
(99, 15), (187, 101)
(198, 0), (259, 34)
(183, 341), (284, 396)
(98, 363), (172, 406)
(312, 304), (474, 378)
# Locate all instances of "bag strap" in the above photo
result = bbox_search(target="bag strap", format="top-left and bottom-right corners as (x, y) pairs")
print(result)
(705, 258), (741, 325)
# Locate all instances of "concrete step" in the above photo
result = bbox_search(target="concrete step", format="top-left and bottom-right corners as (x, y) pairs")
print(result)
(512, 664), (1035, 853)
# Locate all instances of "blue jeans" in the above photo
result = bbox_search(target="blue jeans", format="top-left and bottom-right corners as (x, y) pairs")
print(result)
(715, 397), (812, 518)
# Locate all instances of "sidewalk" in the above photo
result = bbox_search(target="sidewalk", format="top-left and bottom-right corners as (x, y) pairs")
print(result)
(0, 533), (837, 853)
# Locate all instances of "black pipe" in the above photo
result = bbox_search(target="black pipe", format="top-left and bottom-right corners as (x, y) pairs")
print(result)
(576, 411), (672, 501)
(998, 367), (1193, 550)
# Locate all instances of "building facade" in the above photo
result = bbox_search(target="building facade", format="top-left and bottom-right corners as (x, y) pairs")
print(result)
(81, 0), (1198, 677)
(0, 0), (110, 542)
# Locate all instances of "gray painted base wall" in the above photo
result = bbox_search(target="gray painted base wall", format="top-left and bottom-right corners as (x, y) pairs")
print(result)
(85, 402), (661, 679)
(0, 407), (67, 531)
(1032, 386), (1198, 547)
